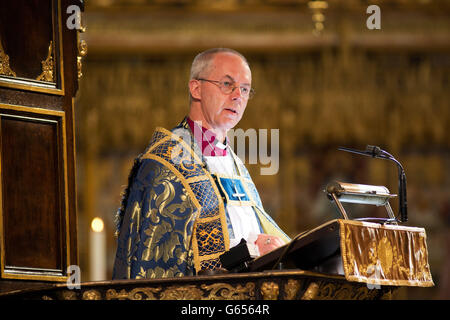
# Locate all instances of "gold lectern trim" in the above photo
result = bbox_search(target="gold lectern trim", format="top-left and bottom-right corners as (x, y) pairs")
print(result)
(82, 290), (102, 300)
(284, 279), (301, 300)
(105, 287), (162, 300)
(201, 282), (255, 300)
(301, 282), (319, 300)
(260, 281), (279, 300)
(159, 285), (204, 300)
(100, 282), (256, 300)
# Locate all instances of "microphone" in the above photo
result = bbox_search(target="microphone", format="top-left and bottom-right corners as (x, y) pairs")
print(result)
(365, 145), (382, 157)
(338, 145), (386, 159)
(338, 145), (408, 223)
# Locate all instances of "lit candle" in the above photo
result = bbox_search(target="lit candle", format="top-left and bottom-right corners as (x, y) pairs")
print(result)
(89, 217), (106, 281)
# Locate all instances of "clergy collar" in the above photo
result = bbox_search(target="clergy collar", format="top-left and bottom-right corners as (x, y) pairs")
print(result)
(187, 117), (228, 157)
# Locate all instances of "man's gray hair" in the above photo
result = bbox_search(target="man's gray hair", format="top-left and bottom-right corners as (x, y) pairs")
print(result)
(189, 48), (249, 80)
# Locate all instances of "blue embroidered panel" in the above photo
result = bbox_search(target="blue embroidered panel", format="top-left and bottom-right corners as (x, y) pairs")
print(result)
(218, 177), (250, 202)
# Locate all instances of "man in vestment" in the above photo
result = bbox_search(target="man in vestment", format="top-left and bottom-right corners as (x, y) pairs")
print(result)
(113, 48), (290, 279)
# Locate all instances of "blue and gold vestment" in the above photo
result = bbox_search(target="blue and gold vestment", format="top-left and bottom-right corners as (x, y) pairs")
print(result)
(112, 119), (290, 279)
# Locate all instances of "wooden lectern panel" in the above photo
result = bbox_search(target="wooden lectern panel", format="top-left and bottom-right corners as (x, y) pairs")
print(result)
(0, 0), (83, 287)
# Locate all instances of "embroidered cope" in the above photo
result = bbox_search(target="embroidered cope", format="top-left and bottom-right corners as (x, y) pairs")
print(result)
(112, 118), (290, 279)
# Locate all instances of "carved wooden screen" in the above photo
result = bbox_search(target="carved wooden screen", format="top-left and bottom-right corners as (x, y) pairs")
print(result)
(0, 0), (82, 284)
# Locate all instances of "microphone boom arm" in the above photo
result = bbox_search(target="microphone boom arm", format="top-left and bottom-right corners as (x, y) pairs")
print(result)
(338, 145), (408, 223)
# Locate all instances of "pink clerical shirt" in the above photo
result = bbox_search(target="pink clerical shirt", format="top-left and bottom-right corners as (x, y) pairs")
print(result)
(186, 117), (227, 157)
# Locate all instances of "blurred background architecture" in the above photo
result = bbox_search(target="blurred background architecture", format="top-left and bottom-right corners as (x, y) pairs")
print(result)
(75, 0), (449, 299)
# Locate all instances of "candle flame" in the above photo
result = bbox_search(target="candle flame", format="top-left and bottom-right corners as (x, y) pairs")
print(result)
(91, 217), (104, 232)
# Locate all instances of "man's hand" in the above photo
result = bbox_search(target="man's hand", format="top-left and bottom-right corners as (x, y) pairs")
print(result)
(254, 234), (285, 256)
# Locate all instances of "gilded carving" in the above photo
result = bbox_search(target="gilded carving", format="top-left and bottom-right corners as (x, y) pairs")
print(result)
(260, 282), (279, 300)
(82, 290), (102, 300)
(128, 287), (161, 300)
(316, 282), (380, 300)
(60, 290), (78, 300)
(301, 282), (319, 300)
(284, 279), (301, 300)
(201, 282), (255, 300)
(159, 285), (204, 300)
(26, 273), (396, 300)
(106, 288), (128, 300)
(0, 40), (16, 77)
(104, 283), (255, 300)
(36, 41), (54, 82)
(105, 287), (161, 300)
(77, 39), (87, 79)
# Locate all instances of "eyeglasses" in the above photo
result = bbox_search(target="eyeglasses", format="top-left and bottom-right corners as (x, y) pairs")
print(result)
(197, 78), (255, 99)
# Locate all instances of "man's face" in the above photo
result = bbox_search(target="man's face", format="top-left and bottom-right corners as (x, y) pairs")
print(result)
(194, 53), (252, 132)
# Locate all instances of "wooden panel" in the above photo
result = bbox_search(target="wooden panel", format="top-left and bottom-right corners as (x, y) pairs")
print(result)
(0, 0), (80, 289)
(0, 104), (69, 280)
(0, 0), (64, 95)
(0, 1), (53, 79)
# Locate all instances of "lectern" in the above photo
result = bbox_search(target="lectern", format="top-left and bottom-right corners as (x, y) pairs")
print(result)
(224, 181), (433, 289)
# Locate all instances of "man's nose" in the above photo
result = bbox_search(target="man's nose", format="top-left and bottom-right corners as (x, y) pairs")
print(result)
(230, 86), (243, 100)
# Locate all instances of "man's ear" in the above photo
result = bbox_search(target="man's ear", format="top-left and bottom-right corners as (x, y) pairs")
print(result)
(189, 79), (201, 100)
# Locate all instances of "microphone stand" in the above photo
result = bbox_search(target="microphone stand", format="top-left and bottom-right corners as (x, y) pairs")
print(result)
(338, 145), (408, 223)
